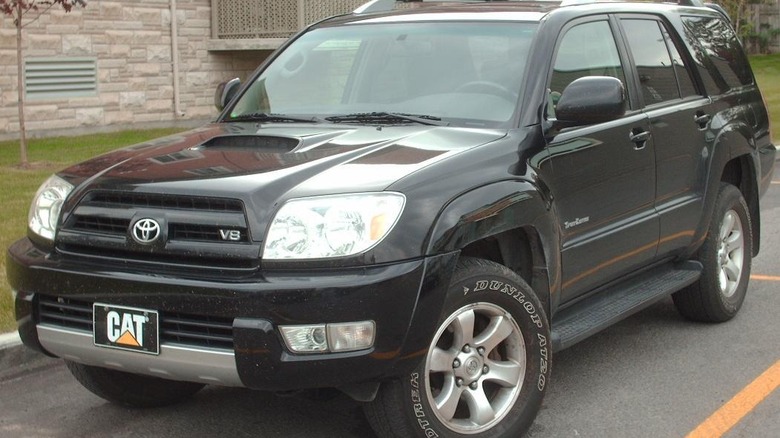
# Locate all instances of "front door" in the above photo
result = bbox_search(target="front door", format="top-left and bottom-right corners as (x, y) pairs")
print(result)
(539, 17), (659, 302)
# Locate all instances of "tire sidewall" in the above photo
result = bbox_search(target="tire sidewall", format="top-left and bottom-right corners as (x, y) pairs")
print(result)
(703, 185), (752, 314)
(399, 260), (551, 438)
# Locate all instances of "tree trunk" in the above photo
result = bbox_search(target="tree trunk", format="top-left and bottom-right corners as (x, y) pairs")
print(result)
(16, 1), (29, 168)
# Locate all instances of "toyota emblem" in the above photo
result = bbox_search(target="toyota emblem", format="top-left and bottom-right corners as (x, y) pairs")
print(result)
(131, 218), (161, 244)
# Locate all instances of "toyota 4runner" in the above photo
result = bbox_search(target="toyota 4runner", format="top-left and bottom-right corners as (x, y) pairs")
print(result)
(7, 0), (776, 436)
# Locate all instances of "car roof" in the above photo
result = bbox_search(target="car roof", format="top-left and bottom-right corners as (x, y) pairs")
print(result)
(324, 2), (558, 26)
(317, 1), (721, 27)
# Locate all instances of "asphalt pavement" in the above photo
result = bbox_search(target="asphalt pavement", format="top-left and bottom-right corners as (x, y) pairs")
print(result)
(2, 168), (779, 437)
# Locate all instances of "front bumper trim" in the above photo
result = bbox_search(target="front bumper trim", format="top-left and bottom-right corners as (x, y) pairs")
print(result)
(37, 324), (243, 387)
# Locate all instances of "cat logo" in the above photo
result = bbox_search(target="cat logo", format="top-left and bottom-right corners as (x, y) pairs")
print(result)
(106, 311), (147, 347)
(93, 303), (159, 355)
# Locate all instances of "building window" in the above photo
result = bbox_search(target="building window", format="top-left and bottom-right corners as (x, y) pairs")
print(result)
(24, 57), (97, 100)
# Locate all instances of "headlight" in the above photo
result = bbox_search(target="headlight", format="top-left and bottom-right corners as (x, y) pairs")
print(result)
(264, 192), (405, 260)
(28, 175), (73, 241)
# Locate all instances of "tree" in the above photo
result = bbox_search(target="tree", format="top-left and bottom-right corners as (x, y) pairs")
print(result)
(0, 0), (86, 167)
(715, 0), (767, 41)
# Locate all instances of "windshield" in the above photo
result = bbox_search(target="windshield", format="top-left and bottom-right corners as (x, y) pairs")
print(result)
(227, 21), (537, 127)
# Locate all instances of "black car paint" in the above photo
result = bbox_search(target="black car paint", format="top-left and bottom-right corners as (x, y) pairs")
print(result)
(7, 2), (775, 394)
(8, 239), (461, 388)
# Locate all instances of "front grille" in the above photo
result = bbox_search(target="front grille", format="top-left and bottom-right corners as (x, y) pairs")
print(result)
(85, 192), (244, 213)
(38, 295), (235, 350)
(71, 216), (129, 235)
(58, 190), (258, 269)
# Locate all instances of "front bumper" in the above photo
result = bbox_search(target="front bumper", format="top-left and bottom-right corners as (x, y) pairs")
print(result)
(7, 238), (458, 391)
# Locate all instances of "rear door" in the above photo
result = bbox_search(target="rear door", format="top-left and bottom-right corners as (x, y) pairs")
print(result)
(616, 15), (717, 258)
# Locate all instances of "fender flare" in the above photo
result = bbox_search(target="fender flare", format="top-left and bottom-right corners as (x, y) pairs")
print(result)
(687, 121), (760, 258)
(426, 180), (561, 310)
(392, 180), (561, 375)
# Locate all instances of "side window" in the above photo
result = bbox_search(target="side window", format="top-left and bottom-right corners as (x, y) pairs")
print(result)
(550, 21), (625, 102)
(622, 19), (678, 104)
(682, 16), (753, 93)
(621, 18), (702, 105)
(661, 25), (698, 98)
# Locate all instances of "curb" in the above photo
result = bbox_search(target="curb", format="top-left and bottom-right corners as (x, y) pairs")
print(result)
(0, 330), (47, 373)
(0, 330), (22, 352)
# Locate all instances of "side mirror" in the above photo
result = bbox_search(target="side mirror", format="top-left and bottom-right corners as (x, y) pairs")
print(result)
(214, 78), (241, 112)
(554, 76), (626, 126)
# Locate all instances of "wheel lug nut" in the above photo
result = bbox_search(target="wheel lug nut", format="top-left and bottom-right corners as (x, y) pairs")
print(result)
(483, 365), (489, 374)
(462, 345), (471, 353)
(456, 378), (464, 387)
(477, 347), (485, 356)
(453, 359), (461, 369)
(469, 381), (478, 390)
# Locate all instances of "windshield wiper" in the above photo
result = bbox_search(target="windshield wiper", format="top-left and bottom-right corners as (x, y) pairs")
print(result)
(325, 112), (449, 126)
(227, 112), (323, 124)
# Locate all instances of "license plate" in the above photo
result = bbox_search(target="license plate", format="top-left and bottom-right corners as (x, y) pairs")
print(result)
(93, 303), (159, 355)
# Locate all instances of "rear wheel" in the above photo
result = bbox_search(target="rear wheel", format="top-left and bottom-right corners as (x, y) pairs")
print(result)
(66, 361), (205, 408)
(673, 183), (752, 322)
(364, 257), (551, 437)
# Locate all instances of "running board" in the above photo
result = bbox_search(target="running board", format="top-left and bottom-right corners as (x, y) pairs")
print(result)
(551, 261), (702, 352)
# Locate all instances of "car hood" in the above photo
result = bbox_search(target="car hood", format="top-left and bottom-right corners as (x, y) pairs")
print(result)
(61, 123), (506, 202)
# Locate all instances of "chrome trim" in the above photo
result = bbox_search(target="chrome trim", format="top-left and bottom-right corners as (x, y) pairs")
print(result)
(37, 325), (243, 387)
(354, 0), (395, 14)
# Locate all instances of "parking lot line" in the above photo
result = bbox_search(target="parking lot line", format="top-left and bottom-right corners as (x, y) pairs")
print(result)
(750, 274), (780, 281)
(686, 360), (780, 438)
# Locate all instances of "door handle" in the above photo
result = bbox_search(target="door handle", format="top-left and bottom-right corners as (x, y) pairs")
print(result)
(629, 129), (650, 149)
(694, 112), (710, 129)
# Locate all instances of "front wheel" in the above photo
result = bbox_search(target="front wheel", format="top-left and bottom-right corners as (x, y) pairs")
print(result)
(66, 361), (205, 408)
(364, 258), (551, 437)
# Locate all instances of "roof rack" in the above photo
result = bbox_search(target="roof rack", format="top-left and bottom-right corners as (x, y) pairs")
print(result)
(354, 0), (559, 14)
(353, 0), (706, 15)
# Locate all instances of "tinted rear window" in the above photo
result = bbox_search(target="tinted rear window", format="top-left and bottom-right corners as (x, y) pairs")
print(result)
(682, 16), (753, 92)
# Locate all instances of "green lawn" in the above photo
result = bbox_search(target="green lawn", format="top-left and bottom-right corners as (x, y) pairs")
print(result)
(0, 128), (186, 333)
(750, 54), (780, 143)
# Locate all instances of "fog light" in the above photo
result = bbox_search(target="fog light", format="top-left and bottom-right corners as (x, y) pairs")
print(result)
(328, 321), (375, 352)
(280, 321), (375, 354)
(280, 325), (328, 353)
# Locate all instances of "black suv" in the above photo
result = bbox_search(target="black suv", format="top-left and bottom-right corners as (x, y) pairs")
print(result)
(7, 0), (775, 436)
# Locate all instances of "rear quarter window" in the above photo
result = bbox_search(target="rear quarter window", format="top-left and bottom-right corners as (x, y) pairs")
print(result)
(682, 16), (753, 93)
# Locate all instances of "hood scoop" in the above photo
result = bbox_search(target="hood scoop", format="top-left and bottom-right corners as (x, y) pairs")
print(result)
(199, 135), (301, 152)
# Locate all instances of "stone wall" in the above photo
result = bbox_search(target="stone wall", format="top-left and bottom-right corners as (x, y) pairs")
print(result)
(0, 0), (269, 138)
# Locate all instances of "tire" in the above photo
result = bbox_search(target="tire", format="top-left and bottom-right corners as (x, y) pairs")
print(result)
(673, 183), (752, 322)
(66, 361), (205, 408)
(364, 257), (551, 438)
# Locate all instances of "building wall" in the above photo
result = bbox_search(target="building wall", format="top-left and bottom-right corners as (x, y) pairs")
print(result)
(0, 0), (269, 138)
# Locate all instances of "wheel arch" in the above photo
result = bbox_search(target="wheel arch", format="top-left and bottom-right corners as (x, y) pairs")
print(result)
(426, 180), (561, 316)
(720, 153), (761, 256)
(687, 121), (761, 259)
